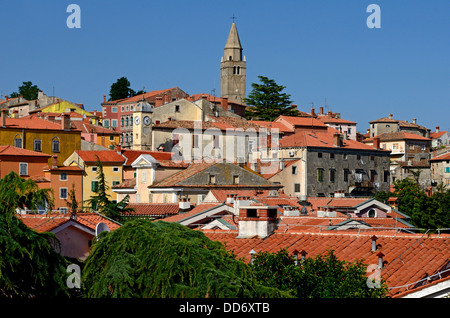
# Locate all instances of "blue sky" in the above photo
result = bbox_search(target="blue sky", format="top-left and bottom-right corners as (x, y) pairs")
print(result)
(1, 0), (450, 133)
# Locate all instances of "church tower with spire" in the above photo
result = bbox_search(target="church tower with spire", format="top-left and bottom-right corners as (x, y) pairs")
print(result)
(220, 21), (246, 104)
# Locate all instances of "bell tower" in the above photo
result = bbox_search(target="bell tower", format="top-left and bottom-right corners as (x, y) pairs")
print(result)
(132, 98), (153, 150)
(220, 21), (246, 104)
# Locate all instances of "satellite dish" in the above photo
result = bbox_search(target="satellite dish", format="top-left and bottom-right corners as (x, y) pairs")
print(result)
(95, 222), (110, 237)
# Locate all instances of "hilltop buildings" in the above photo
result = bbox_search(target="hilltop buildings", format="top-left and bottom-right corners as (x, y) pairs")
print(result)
(2, 21), (449, 299)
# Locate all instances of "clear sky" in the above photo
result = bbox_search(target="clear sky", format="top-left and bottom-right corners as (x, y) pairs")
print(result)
(1, 0), (450, 133)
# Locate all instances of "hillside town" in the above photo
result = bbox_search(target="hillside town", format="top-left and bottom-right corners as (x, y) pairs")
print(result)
(1, 22), (450, 299)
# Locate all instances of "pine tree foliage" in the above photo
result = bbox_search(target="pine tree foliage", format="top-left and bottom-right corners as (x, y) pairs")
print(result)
(85, 159), (134, 221)
(82, 220), (290, 298)
(0, 173), (69, 298)
(0, 171), (54, 214)
(244, 76), (298, 121)
(251, 248), (388, 298)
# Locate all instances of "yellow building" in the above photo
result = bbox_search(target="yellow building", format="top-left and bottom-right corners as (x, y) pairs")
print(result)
(0, 109), (81, 166)
(29, 100), (102, 125)
(63, 150), (125, 207)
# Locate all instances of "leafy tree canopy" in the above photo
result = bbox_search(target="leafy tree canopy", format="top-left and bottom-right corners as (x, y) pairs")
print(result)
(251, 248), (388, 298)
(10, 81), (40, 100)
(0, 171), (54, 214)
(0, 172), (69, 298)
(244, 75), (298, 121)
(108, 76), (145, 101)
(82, 220), (289, 298)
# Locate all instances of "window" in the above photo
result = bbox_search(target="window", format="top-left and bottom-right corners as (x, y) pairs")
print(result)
(103, 119), (110, 128)
(19, 163), (28, 176)
(193, 134), (199, 148)
(113, 167), (119, 172)
(52, 137), (60, 153)
(109, 135), (114, 141)
(384, 170), (389, 183)
(60, 188), (68, 199)
(14, 135), (22, 148)
(370, 170), (376, 182)
(125, 117), (129, 126)
(344, 169), (350, 182)
(60, 173), (68, 181)
(294, 183), (301, 193)
(111, 107), (118, 113)
(246, 209), (257, 218)
(91, 181), (99, 192)
(59, 207), (68, 213)
(213, 135), (219, 149)
(330, 153), (335, 159)
(92, 166), (98, 172)
(318, 152), (322, 158)
(175, 105), (180, 112)
(34, 139), (41, 152)
(330, 169), (335, 183)
(370, 155), (375, 161)
(343, 154), (348, 160)
(445, 167), (450, 173)
(112, 181), (120, 186)
(355, 169), (364, 183)
(368, 209), (376, 218)
(112, 119), (118, 127)
(173, 134), (179, 146)
(121, 117), (124, 127)
(317, 168), (324, 182)
(233, 175), (240, 184)
(209, 174), (216, 184)
(357, 154), (361, 160)
(292, 166), (297, 175)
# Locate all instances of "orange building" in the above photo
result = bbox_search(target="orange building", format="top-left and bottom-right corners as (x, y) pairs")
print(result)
(0, 145), (51, 179)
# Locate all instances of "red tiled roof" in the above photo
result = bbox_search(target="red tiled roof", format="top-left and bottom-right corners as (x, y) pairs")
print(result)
(276, 115), (328, 128)
(278, 127), (381, 150)
(1, 117), (79, 131)
(249, 121), (293, 133)
(430, 131), (447, 139)
(203, 231), (450, 296)
(365, 132), (431, 142)
(430, 153), (450, 162)
(18, 212), (121, 232)
(125, 203), (179, 216)
(75, 150), (125, 163)
(105, 87), (179, 104)
(316, 115), (357, 125)
(70, 121), (120, 135)
(0, 145), (51, 157)
(120, 149), (173, 165)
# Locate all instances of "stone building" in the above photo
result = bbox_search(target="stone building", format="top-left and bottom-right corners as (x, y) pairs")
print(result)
(368, 113), (431, 138)
(220, 22), (246, 104)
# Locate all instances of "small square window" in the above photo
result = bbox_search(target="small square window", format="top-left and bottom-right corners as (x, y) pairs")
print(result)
(113, 167), (119, 172)
(60, 188), (68, 199)
(92, 167), (98, 172)
(60, 173), (68, 181)
(19, 163), (28, 176)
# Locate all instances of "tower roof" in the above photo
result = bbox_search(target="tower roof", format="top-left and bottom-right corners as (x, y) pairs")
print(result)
(225, 22), (242, 50)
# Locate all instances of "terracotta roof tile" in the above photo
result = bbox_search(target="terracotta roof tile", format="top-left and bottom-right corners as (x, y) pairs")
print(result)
(0, 145), (51, 157)
(203, 231), (450, 296)
(124, 203), (179, 216)
(75, 150), (125, 163)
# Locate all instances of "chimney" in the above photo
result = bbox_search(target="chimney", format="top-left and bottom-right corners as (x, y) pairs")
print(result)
(237, 205), (278, 238)
(371, 235), (378, 252)
(179, 197), (191, 211)
(373, 137), (380, 150)
(163, 94), (169, 104)
(413, 118), (417, 125)
(436, 126), (440, 133)
(377, 252), (384, 269)
(155, 96), (163, 107)
(319, 106), (323, 114)
(221, 97), (229, 111)
(226, 194), (235, 204)
(52, 155), (58, 168)
(333, 133), (342, 148)
(388, 113), (393, 119)
(1, 108), (7, 127)
(61, 113), (70, 130)
(343, 131), (348, 140)
(103, 95), (106, 103)
(5, 95), (8, 101)
(311, 107), (315, 117)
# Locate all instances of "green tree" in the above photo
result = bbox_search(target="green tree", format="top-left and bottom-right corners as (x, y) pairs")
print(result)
(0, 171), (54, 214)
(244, 76), (297, 121)
(10, 81), (40, 100)
(65, 183), (79, 214)
(0, 172), (69, 298)
(82, 220), (289, 298)
(251, 248), (388, 298)
(85, 159), (133, 221)
(108, 76), (144, 101)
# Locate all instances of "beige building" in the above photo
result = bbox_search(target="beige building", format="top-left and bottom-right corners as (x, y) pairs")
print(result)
(430, 153), (450, 187)
(220, 22), (246, 104)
